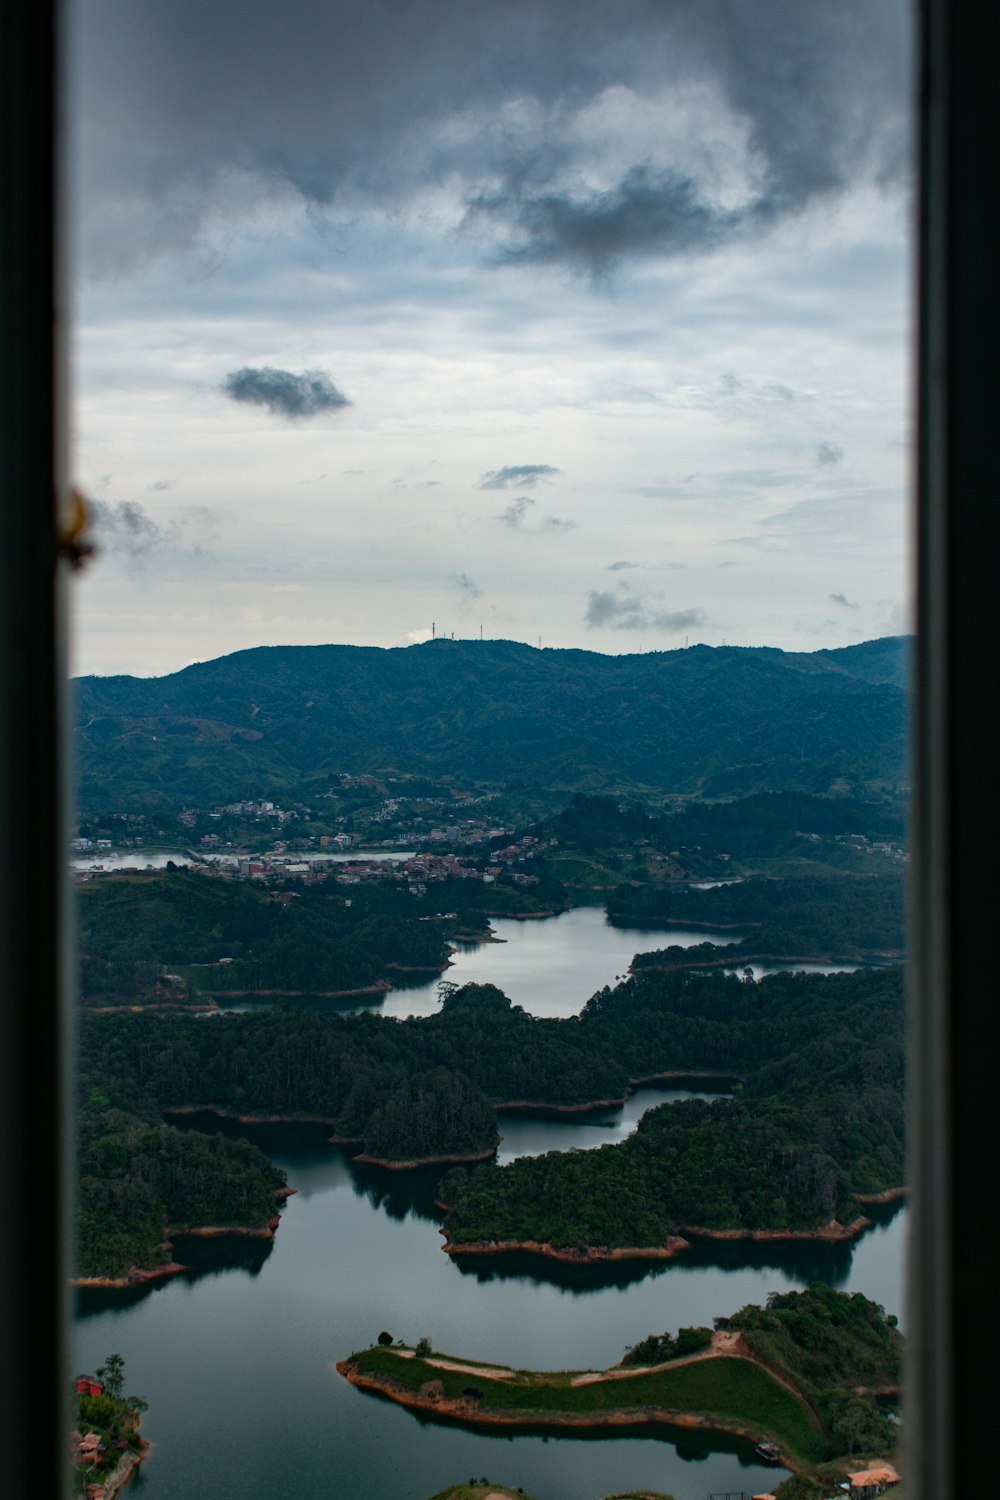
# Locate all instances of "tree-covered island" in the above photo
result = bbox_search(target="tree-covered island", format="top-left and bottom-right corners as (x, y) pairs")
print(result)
(77, 963), (903, 1277)
(338, 1285), (900, 1480)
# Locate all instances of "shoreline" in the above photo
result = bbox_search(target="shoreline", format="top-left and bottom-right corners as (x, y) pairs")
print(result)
(101, 1437), (151, 1499)
(492, 1071), (739, 1119)
(72, 1187), (294, 1288)
(354, 1143), (499, 1170)
(632, 948), (903, 974)
(335, 1356), (807, 1469)
(441, 1215), (873, 1263)
(682, 1216), (872, 1243)
(441, 1234), (693, 1263)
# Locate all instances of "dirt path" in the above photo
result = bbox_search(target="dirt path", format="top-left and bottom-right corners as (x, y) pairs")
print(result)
(390, 1330), (806, 1408)
(569, 1329), (743, 1385)
(390, 1349), (517, 1381)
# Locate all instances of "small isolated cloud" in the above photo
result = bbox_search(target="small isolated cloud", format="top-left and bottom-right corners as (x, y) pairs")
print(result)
(146, 478), (175, 491)
(817, 442), (845, 466)
(454, 572), (483, 600)
(221, 366), (351, 420)
(496, 496), (576, 533)
(479, 464), (559, 491)
(829, 591), (859, 609)
(498, 496), (535, 529)
(90, 500), (219, 565)
(584, 584), (706, 634)
(608, 560), (638, 571)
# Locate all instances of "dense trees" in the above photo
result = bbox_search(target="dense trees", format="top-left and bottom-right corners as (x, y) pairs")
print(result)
(719, 1283), (900, 1456)
(439, 1092), (890, 1247)
(77, 870), (452, 1001)
(78, 964), (904, 1265)
(362, 1068), (498, 1161)
(535, 790), (906, 863)
(77, 1094), (287, 1278)
(613, 872), (905, 961)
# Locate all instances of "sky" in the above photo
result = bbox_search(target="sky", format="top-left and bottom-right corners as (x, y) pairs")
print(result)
(67, 0), (916, 679)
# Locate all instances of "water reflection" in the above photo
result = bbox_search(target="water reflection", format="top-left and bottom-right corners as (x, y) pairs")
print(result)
(361, 907), (745, 1019)
(75, 1233), (275, 1321)
(358, 1380), (778, 1472)
(447, 1207), (904, 1297)
(150, 1110), (905, 1309)
(75, 1101), (903, 1500)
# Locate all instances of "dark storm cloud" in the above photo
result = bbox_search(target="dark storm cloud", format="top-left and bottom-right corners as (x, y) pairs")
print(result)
(73, 0), (913, 275)
(584, 587), (706, 633)
(479, 465), (560, 491)
(473, 167), (741, 272)
(147, 478), (175, 491)
(817, 442), (845, 466)
(221, 367), (351, 419)
(607, 560), (638, 571)
(829, 591), (859, 609)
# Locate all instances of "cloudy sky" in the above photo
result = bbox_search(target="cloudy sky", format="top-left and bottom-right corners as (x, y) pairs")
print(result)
(67, 0), (915, 678)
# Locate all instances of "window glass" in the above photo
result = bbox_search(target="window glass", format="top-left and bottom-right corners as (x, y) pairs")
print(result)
(68, 6), (915, 1499)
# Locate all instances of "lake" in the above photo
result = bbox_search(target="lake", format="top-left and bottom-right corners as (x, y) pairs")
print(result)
(74, 914), (903, 1500)
(214, 905), (866, 1021)
(75, 1107), (905, 1500)
(72, 847), (414, 871)
(372, 906), (742, 1019)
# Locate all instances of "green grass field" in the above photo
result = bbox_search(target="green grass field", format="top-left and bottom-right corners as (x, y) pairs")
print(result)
(345, 1347), (828, 1465)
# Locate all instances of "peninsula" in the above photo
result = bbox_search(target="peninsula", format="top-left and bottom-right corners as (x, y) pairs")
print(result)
(338, 1286), (900, 1486)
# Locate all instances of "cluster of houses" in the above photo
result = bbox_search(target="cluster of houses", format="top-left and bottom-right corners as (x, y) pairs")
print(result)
(199, 838), (558, 892)
(747, 1465), (899, 1500)
(831, 832), (909, 862)
(71, 1375), (113, 1499)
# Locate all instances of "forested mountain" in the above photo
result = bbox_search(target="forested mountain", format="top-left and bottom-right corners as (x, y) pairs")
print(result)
(73, 635), (909, 809)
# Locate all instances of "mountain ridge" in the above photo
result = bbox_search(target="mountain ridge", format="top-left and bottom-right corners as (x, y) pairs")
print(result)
(73, 635), (910, 810)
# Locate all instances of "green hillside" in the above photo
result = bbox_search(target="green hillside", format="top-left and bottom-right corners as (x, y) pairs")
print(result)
(73, 636), (909, 810)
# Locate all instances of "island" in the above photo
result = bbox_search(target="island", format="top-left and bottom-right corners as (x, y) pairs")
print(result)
(339, 1286), (901, 1492)
(75, 959), (903, 1278)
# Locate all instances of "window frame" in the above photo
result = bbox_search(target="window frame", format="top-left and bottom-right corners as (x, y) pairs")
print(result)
(1, 2), (992, 1493)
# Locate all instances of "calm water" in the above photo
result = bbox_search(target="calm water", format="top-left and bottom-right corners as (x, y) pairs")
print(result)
(75, 1109), (905, 1500)
(213, 903), (866, 1021)
(495, 1085), (730, 1163)
(366, 906), (743, 1019)
(72, 847), (414, 871)
(75, 915), (903, 1500)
